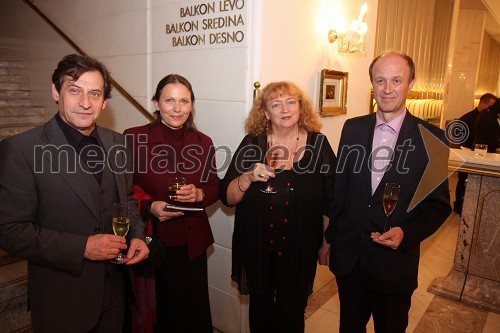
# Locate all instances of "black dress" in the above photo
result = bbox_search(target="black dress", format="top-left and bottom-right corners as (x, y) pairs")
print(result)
(220, 132), (336, 298)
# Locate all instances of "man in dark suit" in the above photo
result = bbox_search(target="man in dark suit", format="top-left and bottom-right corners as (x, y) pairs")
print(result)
(458, 93), (496, 149)
(453, 93), (496, 214)
(325, 51), (451, 333)
(0, 54), (149, 332)
(473, 97), (500, 153)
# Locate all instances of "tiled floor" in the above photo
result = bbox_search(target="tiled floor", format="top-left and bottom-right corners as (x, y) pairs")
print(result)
(304, 173), (500, 333)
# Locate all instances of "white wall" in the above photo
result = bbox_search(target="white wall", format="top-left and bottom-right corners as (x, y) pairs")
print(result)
(258, 0), (378, 152)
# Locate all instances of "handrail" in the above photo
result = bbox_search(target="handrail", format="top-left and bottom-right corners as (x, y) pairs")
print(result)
(253, 82), (260, 100)
(23, 0), (155, 122)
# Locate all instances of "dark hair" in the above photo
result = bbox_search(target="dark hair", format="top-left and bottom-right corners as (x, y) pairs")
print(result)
(489, 98), (500, 114)
(51, 54), (112, 100)
(369, 50), (416, 83)
(152, 74), (197, 131)
(479, 93), (497, 104)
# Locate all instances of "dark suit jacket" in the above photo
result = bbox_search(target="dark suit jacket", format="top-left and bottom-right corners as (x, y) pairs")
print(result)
(458, 108), (479, 148)
(0, 116), (145, 332)
(326, 111), (451, 293)
(473, 108), (500, 152)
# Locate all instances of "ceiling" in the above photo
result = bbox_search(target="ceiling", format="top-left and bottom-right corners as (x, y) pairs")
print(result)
(461, 0), (500, 44)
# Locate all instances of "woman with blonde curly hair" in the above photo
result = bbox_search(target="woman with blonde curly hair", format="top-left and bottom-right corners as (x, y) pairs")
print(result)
(220, 81), (336, 332)
(245, 81), (322, 136)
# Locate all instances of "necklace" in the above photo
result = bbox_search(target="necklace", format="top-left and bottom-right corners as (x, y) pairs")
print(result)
(269, 128), (300, 168)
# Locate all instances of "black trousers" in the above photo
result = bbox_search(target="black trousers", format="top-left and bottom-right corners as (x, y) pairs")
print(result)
(249, 253), (308, 333)
(155, 246), (212, 333)
(336, 262), (412, 333)
(90, 267), (126, 333)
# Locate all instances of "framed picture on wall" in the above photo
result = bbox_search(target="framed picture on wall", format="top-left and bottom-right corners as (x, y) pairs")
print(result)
(319, 69), (348, 117)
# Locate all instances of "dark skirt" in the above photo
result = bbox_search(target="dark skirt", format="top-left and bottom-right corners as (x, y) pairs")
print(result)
(155, 246), (212, 333)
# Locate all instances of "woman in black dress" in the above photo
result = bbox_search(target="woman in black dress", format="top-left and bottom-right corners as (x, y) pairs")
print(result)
(220, 81), (336, 332)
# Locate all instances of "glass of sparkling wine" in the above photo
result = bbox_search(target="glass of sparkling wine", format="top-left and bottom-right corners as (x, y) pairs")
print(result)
(168, 177), (186, 202)
(111, 202), (130, 264)
(383, 182), (400, 232)
(261, 150), (278, 194)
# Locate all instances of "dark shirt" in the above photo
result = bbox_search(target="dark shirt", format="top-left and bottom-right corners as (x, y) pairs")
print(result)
(55, 114), (104, 183)
(459, 108), (479, 148)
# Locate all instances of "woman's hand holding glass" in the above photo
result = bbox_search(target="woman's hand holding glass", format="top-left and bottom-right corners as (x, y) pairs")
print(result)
(174, 184), (205, 203)
(236, 162), (276, 186)
(252, 162), (276, 183)
(167, 177), (204, 204)
(150, 180), (206, 222)
(261, 150), (279, 194)
(228, 163), (276, 205)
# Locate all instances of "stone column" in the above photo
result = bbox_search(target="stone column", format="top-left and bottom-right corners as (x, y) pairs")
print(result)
(429, 171), (500, 313)
(442, 10), (486, 123)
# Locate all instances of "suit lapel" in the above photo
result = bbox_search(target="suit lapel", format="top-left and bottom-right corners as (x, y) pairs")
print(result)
(41, 117), (100, 219)
(363, 115), (377, 195)
(98, 128), (128, 204)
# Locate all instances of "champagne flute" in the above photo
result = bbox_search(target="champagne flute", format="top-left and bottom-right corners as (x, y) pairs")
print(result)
(383, 182), (400, 232)
(111, 202), (131, 264)
(261, 149), (278, 194)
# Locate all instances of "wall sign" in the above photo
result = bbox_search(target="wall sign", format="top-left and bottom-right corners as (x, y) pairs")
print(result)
(163, 0), (247, 48)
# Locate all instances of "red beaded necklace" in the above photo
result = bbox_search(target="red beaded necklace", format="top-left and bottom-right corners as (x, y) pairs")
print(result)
(269, 128), (300, 168)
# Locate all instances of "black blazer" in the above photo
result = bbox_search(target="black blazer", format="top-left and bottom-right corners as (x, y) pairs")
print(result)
(473, 108), (500, 152)
(0, 116), (145, 332)
(326, 112), (451, 293)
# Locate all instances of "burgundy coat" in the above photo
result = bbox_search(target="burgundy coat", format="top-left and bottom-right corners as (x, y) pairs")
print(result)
(124, 122), (219, 260)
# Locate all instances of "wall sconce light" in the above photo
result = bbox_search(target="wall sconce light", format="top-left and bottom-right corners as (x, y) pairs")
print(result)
(328, 3), (368, 54)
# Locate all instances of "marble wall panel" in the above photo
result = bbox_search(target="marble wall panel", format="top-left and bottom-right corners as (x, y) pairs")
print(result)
(468, 176), (500, 281)
(454, 174), (482, 272)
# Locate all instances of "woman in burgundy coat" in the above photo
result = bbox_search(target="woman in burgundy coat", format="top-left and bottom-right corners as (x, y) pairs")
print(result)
(124, 74), (219, 332)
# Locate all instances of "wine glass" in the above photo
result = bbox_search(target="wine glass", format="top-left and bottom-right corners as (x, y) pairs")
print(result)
(383, 182), (400, 232)
(261, 150), (278, 194)
(111, 202), (131, 264)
